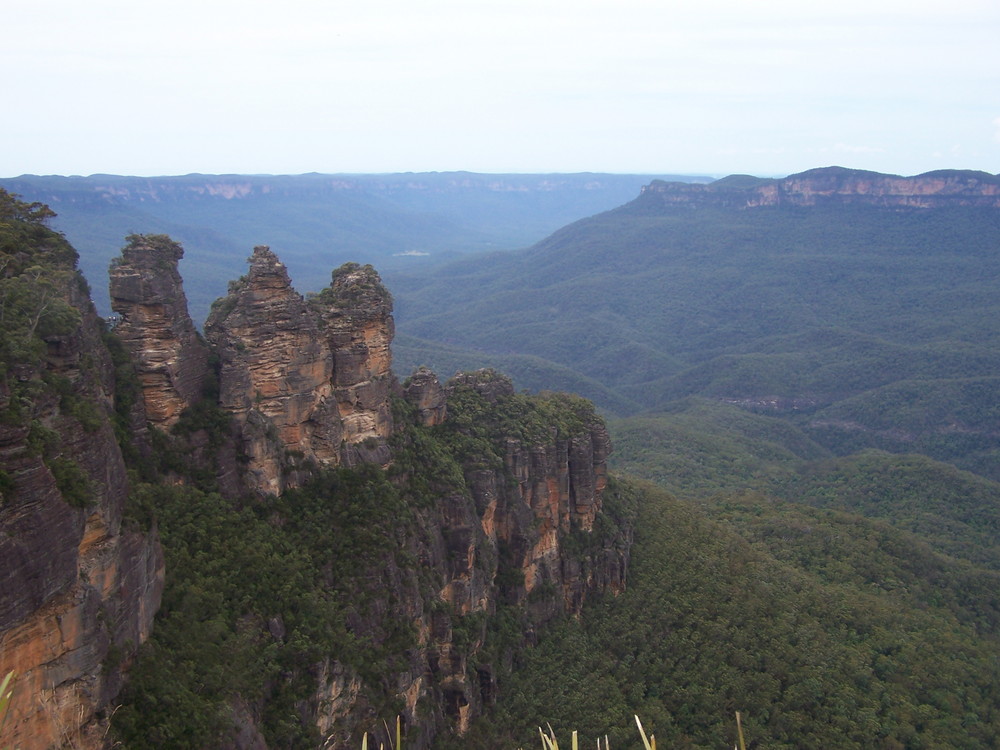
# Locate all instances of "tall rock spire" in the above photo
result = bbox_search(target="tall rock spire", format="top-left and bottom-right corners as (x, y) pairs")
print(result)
(205, 246), (341, 494)
(108, 234), (209, 427)
(315, 262), (395, 455)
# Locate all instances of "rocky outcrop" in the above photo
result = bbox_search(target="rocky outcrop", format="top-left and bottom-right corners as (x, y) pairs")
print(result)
(300, 369), (629, 746)
(1, 198), (632, 748)
(205, 246), (337, 494)
(444, 371), (619, 603)
(316, 263), (395, 458)
(641, 167), (1000, 210)
(0, 219), (164, 748)
(380, 370), (629, 739)
(402, 367), (447, 427)
(205, 251), (395, 493)
(108, 234), (209, 427)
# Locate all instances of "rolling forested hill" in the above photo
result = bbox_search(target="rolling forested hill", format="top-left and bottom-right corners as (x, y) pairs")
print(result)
(391, 168), (1000, 481)
(5, 169), (1000, 748)
(391, 168), (1000, 747)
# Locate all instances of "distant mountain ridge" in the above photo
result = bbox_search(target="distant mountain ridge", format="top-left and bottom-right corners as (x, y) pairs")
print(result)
(4, 171), (714, 202)
(642, 166), (1000, 208)
(390, 166), (1000, 479)
(0, 171), (712, 322)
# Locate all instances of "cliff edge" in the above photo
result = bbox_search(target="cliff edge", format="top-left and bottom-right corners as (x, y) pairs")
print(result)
(641, 167), (1000, 209)
(0, 191), (164, 749)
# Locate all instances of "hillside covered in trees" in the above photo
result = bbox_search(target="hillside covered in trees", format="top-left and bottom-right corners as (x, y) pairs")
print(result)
(2, 177), (1000, 749)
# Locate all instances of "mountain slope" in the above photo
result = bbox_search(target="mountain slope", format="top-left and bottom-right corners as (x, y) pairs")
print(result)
(479, 481), (1000, 749)
(391, 167), (1000, 476)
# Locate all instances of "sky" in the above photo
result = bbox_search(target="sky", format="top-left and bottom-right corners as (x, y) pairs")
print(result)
(4, 0), (1000, 178)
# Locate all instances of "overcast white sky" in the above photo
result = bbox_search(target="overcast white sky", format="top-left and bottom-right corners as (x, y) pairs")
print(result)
(4, 0), (999, 178)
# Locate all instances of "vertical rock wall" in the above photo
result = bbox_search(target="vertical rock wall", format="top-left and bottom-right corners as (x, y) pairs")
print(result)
(205, 251), (396, 493)
(319, 262), (395, 448)
(0, 243), (164, 749)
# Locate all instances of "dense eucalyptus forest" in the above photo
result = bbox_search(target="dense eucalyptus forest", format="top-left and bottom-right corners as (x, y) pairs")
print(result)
(2, 168), (1000, 749)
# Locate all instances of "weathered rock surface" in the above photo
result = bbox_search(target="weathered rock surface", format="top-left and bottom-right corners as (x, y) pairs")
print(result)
(108, 234), (209, 427)
(0, 241), (164, 749)
(377, 370), (629, 740)
(206, 251), (395, 493)
(2, 208), (631, 748)
(402, 366), (447, 426)
(205, 246), (338, 494)
(318, 262), (395, 449)
(285, 369), (629, 747)
(642, 166), (1000, 209)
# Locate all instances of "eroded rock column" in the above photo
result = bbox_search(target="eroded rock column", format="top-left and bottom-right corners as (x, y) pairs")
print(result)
(109, 234), (208, 427)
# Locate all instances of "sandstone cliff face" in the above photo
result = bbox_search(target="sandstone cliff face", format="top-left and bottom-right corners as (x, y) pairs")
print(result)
(2, 200), (632, 748)
(443, 371), (621, 606)
(642, 167), (1000, 209)
(355, 370), (630, 741)
(205, 251), (395, 494)
(402, 367), (447, 427)
(108, 234), (209, 428)
(318, 263), (395, 450)
(273, 369), (630, 747)
(0, 226), (164, 749)
(205, 246), (337, 494)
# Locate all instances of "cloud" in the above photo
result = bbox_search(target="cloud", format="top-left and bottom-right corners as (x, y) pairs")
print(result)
(994, 117), (1000, 143)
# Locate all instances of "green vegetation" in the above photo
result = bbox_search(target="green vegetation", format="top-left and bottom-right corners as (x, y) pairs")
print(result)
(110, 380), (623, 748)
(390, 198), (1000, 485)
(113, 466), (419, 748)
(482, 481), (1000, 749)
(0, 189), (105, 510)
(7, 183), (1000, 748)
(0, 188), (81, 366)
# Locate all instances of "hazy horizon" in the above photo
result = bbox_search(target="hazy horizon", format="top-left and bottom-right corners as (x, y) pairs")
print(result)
(5, 0), (999, 179)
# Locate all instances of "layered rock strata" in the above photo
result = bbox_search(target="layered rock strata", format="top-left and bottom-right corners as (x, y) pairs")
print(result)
(108, 234), (209, 427)
(319, 262), (395, 447)
(0, 233), (164, 748)
(367, 370), (629, 740)
(288, 369), (629, 745)
(642, 166), (1000, 209)
(402, 366), (447, 427)
(444, 371), (619, 604)
(205, 250), (395, 493)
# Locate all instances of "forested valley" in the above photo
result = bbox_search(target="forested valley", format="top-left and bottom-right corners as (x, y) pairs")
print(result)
(2, 168), (1000, 749)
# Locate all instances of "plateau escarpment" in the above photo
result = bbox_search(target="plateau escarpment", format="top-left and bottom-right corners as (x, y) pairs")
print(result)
(0, 192), (163, 749)
(641, 166), (1000, 209)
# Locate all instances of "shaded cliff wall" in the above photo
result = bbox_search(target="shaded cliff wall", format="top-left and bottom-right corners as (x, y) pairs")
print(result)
(310, 369), (631, 746)
(0, 196), (163, 749)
